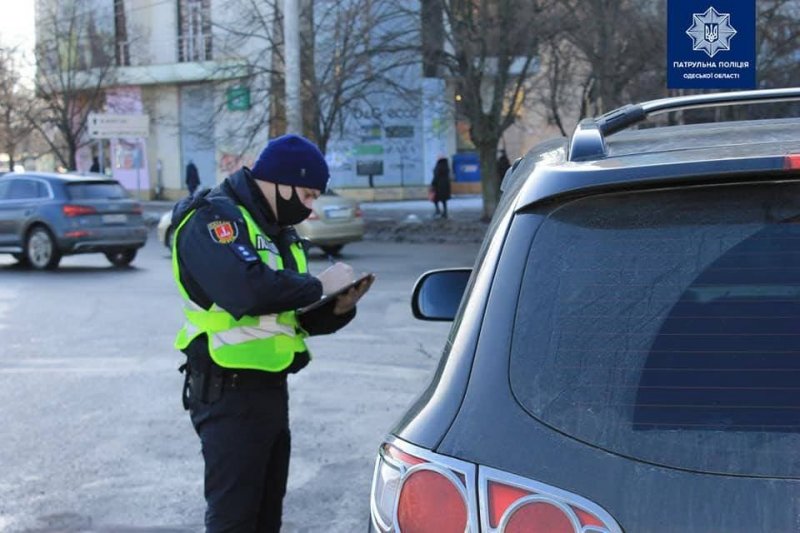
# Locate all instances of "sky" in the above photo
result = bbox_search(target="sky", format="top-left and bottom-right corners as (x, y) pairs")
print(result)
(0, 0), (35, 46)
(0, 0), (36, 82)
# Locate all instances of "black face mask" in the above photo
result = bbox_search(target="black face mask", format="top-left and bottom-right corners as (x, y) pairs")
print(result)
(274, 183), (313, 226)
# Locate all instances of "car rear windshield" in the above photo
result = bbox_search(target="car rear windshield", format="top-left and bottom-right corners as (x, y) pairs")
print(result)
(66, 182), (129, 200)
(510, 181), (800, 477)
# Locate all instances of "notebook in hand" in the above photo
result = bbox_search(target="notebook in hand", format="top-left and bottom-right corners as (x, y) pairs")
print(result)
(296, 273), (374, 315)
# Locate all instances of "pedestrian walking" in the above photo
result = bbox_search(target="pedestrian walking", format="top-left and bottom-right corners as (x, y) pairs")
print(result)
(89, 156), (100, 173)
(430, 157), (452, 218)
(185, 160), (200, 195)
(171, 134), (373, 532)
(496, 149), (511, 183)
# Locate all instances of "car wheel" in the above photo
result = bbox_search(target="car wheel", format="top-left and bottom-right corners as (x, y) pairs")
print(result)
(11, 253), (30, 267)
(106, 249), (137, 267)
(25, 226), (61, 270)
(320, 244), (344, 256)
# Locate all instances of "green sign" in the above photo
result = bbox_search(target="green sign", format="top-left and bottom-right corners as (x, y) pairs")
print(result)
(227, 86), (251, 111)
(354, 144), (384, 156)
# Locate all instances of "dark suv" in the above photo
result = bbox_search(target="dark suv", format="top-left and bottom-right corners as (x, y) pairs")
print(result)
(0, 172), (148, 269)
(369, 88), (800, 532)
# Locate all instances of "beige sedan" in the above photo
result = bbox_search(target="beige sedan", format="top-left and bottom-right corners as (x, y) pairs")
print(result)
(158, 190), (364, 256)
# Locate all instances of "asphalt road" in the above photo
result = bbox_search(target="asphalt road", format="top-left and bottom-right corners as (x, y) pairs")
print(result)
(0, 229), (480, 532)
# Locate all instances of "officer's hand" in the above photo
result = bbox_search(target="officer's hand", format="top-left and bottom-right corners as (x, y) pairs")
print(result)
(317, 262), (355, 295)
(333, 274), (375, 315)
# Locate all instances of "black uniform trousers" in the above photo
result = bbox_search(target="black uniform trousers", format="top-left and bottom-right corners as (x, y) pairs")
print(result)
(190, 381), (290, 533)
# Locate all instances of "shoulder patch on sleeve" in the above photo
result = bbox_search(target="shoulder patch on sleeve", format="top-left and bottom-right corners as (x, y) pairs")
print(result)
(207, 220), (239, 244)
(230, 242), (260, 263)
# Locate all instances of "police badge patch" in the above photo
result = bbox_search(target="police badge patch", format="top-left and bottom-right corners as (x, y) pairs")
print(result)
(208, 220), (238, 244)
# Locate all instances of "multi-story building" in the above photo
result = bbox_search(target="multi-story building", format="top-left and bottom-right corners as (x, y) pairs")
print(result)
(35, 0), (266, 200)
(33, 0), (551, 200)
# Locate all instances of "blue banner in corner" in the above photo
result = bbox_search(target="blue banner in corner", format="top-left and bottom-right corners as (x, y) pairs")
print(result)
(667, 0), (756, 89)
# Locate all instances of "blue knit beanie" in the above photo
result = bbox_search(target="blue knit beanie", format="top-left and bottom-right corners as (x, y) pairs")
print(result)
(251, 134), (329, 191)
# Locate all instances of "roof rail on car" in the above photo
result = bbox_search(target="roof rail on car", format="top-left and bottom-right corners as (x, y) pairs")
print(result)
(568, 87), (800, 162)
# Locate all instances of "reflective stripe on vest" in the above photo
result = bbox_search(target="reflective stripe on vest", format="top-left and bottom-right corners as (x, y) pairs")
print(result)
(172, 206), (310, 371)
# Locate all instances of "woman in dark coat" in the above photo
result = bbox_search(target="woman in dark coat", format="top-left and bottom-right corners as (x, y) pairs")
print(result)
(431, 157), (452, 218)
(185, 161), (200, 196)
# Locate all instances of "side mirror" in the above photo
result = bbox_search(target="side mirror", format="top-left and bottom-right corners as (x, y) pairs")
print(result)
(411, 268), (472, 321)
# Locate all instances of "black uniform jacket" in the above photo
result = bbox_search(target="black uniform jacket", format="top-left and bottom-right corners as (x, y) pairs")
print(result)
(173, 168), (356, 374)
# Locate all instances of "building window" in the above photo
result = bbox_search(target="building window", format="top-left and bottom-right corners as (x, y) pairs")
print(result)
(114, 0), (130, 66)
(178, 0), (213, 62)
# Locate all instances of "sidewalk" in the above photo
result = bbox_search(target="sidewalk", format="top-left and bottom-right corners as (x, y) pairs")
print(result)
(143, 195), (483, 219)
(360, 195), (487, 244)
(143, 194), (489, 244)
(360, 195), (483, 221)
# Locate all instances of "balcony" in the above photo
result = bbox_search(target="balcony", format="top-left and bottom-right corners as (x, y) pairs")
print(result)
(112, 59), (249, 87)
(38, 33), (250, 90)
(108, 34), (248, 87)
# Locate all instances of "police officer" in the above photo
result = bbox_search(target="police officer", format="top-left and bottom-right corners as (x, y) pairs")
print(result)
(171, 134), (372, 532)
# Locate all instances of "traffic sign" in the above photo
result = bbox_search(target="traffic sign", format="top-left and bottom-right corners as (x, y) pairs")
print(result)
(88, 113), (150, 139)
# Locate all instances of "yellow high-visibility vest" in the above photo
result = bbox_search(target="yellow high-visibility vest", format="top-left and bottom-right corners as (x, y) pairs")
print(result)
(172, 205), (310, 371)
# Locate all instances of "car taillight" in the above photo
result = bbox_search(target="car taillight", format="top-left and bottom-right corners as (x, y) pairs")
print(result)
(786, 154), (800, 170)
(355, 207), (363, 218)
(62, 205), (97, 217)
(132, 204), (143, 215)
(480, 467), (622, 533)
(398, 468), (467, 532)
(371, 439), (620, 533)
(370, 439), (478, 533)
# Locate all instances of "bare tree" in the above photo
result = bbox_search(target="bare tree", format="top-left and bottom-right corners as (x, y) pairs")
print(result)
(213, 0), (418, 156)
(703, 0), (800, 122)
(561, 0), (665, 116)
(0, 46), (39, 171)
(534, 0), (667, 135)
(756, 0), (800, 89)
(434, 0), (563, 218)
(536, 38), (587, 137)
(30, 1), (117, 170)
(547, 0), (798, 125)
(302, 0), (419, 154)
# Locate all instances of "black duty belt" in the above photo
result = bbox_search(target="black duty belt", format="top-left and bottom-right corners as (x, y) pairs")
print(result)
(180, 359), (287, 409)
(218, 368), (288, 390)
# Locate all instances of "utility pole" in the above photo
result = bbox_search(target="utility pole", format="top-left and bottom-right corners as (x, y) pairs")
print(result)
(283, 0), (302, 134)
